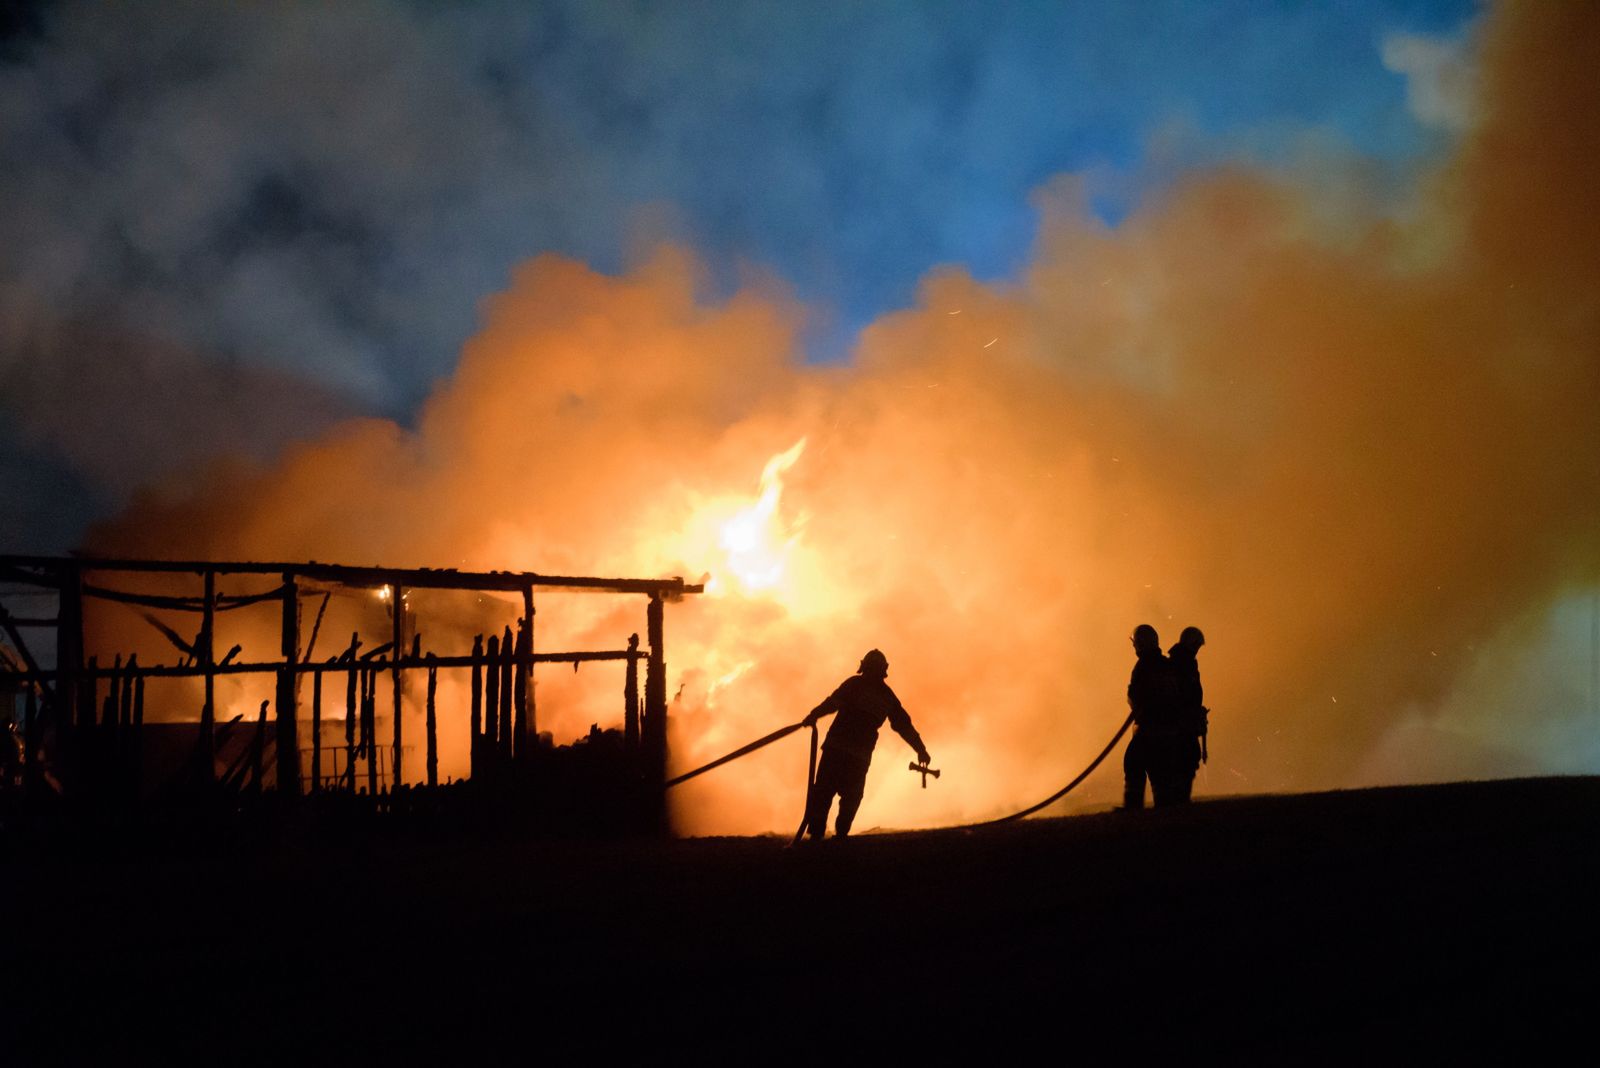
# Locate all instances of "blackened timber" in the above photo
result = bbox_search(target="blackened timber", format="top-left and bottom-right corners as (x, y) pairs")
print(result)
(132, 674), (144, 798)
(200, 570), (216, 784)
(391, 584), (404, 789)
(120, 655), (135, 796)
(136, 610), (198, 660)
(103, 654), (120, 734)
(518, 585), (534, 756)
(311, 669), (323, 793)
(0, 602), (56, 706)
(1, 555), (704, 598)
(483, 635), (499, 756)
(425, 654), (438, 788)
(299, 591), (331, 698)
(344, 638), (358, 791)
(99, 656), (116, 795)
(75, 654), (94, 798)
(512, 622), (527, 760)
(645, 594), (666, 787)
(624, 634), (640, 753)
(81, 583), (286, 613)
(0, 648), (643, 683)
(360, 669), (374, 758)
(499, 625), (512, 760)
(119, 655), (134, 732)
(469, 634), (483, 779)
(79, 656), (97, 754)
(0, 562), (57, 587)
(363, 668), (377, 797)
(276, 573), (300, 795)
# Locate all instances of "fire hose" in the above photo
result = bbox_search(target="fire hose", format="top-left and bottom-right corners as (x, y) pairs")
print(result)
(663, 709), (1137, 837)
(663, 711), (830, 845)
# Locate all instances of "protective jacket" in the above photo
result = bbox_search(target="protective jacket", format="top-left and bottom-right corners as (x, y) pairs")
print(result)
(810, 674), (926, 762)
(1127, 649), (1179, 729)
(1167, 643), (1206, 735)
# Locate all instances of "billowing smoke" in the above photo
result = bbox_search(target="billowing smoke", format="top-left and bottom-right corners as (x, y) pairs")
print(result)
(32, 2), (1600, 833)
(1, 0), (1472, 549)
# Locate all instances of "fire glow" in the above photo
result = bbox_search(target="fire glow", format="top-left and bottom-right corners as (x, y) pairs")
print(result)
(710, 438), (807, 596)
(86, 3), (1600, 836)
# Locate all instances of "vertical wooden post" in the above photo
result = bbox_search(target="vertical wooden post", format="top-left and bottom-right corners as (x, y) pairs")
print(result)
(200, 569), (216, 785)
(54, 563), (83, 794)
(358, 667), (370, 758)
(118, 655), (133, 730)
(276, 573), (300, 795)
(80, 655), (98, 793)
(344, 636), (359, 790)
(364, 667), (378, 797)
(518, 586), (535, 757)
(469, 634), (483, 779)
(513, 620), (528, 763)
(132, 673), (144, 800)
(645, 594), (666, 788)
(120, 655), (136, 797)
(311, 667), (323, 794)
(498, 626), (513, 760)
(391, 584), (404, 790)
(79, 655), (95, 734)
(103, 654), (121, 788)
(624, 634), (640, 754)
(483, 633), (500, 765)
(425, 654), (438, 788)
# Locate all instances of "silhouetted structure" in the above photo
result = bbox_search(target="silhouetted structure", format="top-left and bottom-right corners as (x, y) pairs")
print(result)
(0, 555), (700, 832)
(801, 648), (930, 839)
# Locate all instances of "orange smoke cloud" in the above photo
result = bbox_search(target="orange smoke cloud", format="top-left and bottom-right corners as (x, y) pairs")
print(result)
(93, 2), (1599, 834)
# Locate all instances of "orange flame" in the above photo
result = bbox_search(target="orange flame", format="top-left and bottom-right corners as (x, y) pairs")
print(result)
(711, 438), (806, 595)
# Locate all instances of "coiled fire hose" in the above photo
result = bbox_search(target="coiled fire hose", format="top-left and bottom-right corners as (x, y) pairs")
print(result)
(664, 709), (1137, 838)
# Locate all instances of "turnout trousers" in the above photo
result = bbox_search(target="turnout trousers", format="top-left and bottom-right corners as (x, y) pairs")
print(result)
(805, 747), (872, 838)
(1124, 728), (1199, 809)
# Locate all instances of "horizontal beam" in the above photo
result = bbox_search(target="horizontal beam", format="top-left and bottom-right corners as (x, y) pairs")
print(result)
(0, 555), (703, 597)
(0, 648), (642, 683)
(82, 582), (286, 612)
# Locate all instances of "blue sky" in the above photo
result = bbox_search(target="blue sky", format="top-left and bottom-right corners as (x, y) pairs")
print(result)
(0, 0), (1481, 547)
(457, 0), (1482, 363)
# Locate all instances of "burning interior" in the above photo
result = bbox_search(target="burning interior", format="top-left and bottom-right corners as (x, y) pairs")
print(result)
(0, 554), (700, 834)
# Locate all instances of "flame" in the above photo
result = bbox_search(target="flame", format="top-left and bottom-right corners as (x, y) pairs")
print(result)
(706, 659), (754, 701)
(712, 438), (807, 596)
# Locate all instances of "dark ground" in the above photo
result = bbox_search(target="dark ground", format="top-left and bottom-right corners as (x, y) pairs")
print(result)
(7, 776), (1598, 1061)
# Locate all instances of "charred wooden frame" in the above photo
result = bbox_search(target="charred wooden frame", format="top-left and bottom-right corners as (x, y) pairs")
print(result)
(0, 555), (702, 801)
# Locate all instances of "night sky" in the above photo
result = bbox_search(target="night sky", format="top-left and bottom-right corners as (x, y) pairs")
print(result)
(2, 0), (1479, 550)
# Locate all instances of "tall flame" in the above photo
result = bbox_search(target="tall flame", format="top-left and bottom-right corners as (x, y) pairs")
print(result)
(713, 438), (806, 596)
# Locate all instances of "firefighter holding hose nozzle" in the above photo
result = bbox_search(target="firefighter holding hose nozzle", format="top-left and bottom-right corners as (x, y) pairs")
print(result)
(800, 649), (931, 840)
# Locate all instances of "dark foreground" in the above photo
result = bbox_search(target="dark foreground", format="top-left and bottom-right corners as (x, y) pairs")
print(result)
(8, 776), (1599, 1060)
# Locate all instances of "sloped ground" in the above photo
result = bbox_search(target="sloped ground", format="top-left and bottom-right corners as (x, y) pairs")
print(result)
(9, 776), (1598, 1060)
